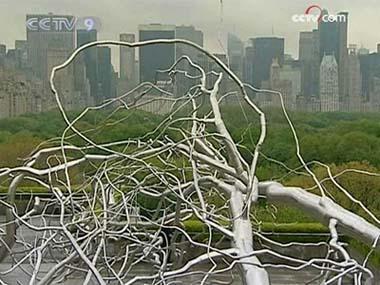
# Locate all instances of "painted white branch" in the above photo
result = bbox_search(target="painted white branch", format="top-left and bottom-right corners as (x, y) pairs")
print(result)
(258, 181), (380, 251)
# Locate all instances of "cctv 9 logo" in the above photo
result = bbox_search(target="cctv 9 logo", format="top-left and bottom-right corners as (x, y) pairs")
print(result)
(26, 16), (101, 32)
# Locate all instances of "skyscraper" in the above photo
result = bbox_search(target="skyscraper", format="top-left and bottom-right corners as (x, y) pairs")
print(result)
(139, 24), (175, 84)
(26, 13), (75, 82)
(243, 46), (255, 86)
(97, 47), (114, 101)
(14, 40), (28, 70)
(318, 10), (348, 108)
(227, 33), (244, 79)
(359, 51), (380, 107)
(0, 44), (5, 66)
(320, 54), (339, 112)
(119, 33), (136, 85)
(299, 32), (313, 98)
(77, 29), (98, 101)
(251, 37), (284, 88)
(369, 77), (380, 112)
(267, 58), (301, 110)
(345, 45), (362, 112)
(318, 10), (339, 62)
(298, 30), (320, 108)
(47, 47), (77, 110)
(175, 25), (203, 60)
(175, 25), (204, 96)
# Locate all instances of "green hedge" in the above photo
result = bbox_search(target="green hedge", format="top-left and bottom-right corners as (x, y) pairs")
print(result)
(183, 220), (328, 234)
(260, 223), (328, 233)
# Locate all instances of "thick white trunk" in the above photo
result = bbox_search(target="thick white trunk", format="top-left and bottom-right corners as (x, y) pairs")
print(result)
(230, 189), (270, 285)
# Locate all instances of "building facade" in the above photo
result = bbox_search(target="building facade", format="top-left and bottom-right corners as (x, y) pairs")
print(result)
(250, 37), (284, 88)
(320, 55), (339, 112)
(139, 24), (175, 84)
(77, 29), (98, 103)
(119, 33), (136, 86)
(345, 45), (362, 112)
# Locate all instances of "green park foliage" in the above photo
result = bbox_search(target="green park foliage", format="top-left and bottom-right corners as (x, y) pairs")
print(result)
(0, 107), (380, 228)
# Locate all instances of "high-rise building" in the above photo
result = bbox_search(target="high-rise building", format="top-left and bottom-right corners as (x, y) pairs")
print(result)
(139, 24), (175, 84)
(298, 30), (320, 109)
(266, 58), (301, 110)
(76, 29), (98, 102)
(359, 51), (380, 104)
(299, 32), (314, 61)
(26, 13), (75, 83)
(5, 49), (17, 69)
(345, 45), (362, 112)
(337, 12), (349, 67)
(227, 33), (244, 79)
(0, 44), (6, 66)
(318, 10), (339, 61)
(175, 25), (204, 96)
(175, 25), (203, 60)
(250, 37), (284, 88)
(0, 68), (44, 118)
(119, 33), (136, 84)
(77, 29), (97, 47)
(320, 54), (339, 112)
(14, 40), (28, 70)
(337, 12), (349, 107)
(369, 77), (380, 111)
(97, 47), (114, 100)
(48, 48), (78, 109)
(243, 46), (255, 86)
(318, 10), (348, 106)
(299, 32), (313, 98)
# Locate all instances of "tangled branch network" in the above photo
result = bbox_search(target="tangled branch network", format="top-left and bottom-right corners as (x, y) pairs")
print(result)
(0, 39), (379, 285)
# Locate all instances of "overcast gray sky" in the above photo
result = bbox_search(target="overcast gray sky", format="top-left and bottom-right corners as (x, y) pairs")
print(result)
(0, 0), (379, 70)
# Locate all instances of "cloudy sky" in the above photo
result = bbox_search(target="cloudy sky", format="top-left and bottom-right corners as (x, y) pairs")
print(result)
(0, 0), (379, 70)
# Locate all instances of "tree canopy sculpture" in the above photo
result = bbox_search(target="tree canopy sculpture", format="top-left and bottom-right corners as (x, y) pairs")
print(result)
(0, 39), (379, 285)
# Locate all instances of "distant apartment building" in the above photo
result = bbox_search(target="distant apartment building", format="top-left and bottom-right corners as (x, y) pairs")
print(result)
(369, 77), (380, 111)
(251, 37), (284, 88)
(318, 10), (348, 108)
(175, 25), (203, 60)
(14, 40), (28, 70)
(344, 45), (362, 112)
(298, 30), (320, 102)
(119, 33), (136, 91)
(0, 68), (44, 118)
(25, 13), (91, 110)
(175, 25), (204, 96)
(320, 55), (339, 112)
(139, 24), (175, 85)
(0, 44), (5, 66)
(243, 46), (255, 86)
(227, 33), (244, 79)
(261, 58), (300, 110)
(47, 48), (80, 110)
(76, 29), (98, 103)
(97, 46), (115, 101)
(359, 49), (380, 108)
(26, 13), (75, 82)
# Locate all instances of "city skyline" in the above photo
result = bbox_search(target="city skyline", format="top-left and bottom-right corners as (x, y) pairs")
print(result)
(1, 7), (380, 117)
(0, 0), (380, 71)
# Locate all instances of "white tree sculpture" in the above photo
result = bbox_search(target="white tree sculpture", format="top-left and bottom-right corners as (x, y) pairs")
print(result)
(0, 39), (379, 285)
